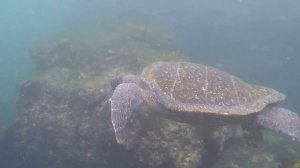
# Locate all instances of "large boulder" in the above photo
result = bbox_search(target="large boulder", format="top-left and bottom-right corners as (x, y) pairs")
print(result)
(0, 80), (135, 168)
(116, 103), (239, 168)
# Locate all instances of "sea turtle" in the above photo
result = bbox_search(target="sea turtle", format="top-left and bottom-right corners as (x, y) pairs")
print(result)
(110, 61), (300, 144)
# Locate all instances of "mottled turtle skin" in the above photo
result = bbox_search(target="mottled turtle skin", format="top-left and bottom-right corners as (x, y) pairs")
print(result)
(110, 62), (300, 144)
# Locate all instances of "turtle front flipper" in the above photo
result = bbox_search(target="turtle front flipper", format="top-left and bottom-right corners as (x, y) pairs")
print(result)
(110, 83), (143, 144)
(255, 107), (300, 142)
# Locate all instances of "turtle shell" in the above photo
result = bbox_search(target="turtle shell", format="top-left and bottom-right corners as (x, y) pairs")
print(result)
(141, 62), (285, 116)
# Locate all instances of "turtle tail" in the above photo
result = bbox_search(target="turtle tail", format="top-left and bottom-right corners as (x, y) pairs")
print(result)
(110, 83), (143, 144)
(255, 107), (300, 142)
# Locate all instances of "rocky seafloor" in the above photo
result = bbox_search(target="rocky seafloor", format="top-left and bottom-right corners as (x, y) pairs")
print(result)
(1, 20), (300, 168)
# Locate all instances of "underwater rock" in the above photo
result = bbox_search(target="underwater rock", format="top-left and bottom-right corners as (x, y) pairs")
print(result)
(127, 113), (204, 168)
(0, 79), (240, 168)
(118, 104), (239, 168)
(213, 131), (300, 168)
(282, 160), (300, 168)
(0, 80), (135, 168)
(27, 19), (186, 93)
(29, 20), (180, 74)
(29, 38), (141, 74)
(214, 142), (280, 168)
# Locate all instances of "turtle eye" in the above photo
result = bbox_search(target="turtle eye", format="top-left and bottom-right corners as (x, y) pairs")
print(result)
(111, 76), (123, 89)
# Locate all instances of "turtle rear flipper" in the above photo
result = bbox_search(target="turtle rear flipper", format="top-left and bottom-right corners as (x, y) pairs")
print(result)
(110, 83), (143, 144)
(256, 107), (300, 141)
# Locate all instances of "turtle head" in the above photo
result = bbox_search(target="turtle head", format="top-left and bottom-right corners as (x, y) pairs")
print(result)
(111, 74), (143, 89)
(110, 75), (123, 89)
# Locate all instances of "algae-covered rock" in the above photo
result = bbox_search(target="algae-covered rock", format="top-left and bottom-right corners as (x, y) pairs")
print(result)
(29, 19), (182, 90)
(215, 135), (274, 168)
(30, 19), (179, 71)
(283, 160), (300, 168)
(214, 142), (280, 168)
(128, 113), (205, 168)
(118, 103), (239, 168)
(213, 131), (300, 168)
(0, 80), (136, 168)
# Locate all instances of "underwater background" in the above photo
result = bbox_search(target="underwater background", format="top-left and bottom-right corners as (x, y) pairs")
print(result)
(0, 0), (300, 168)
